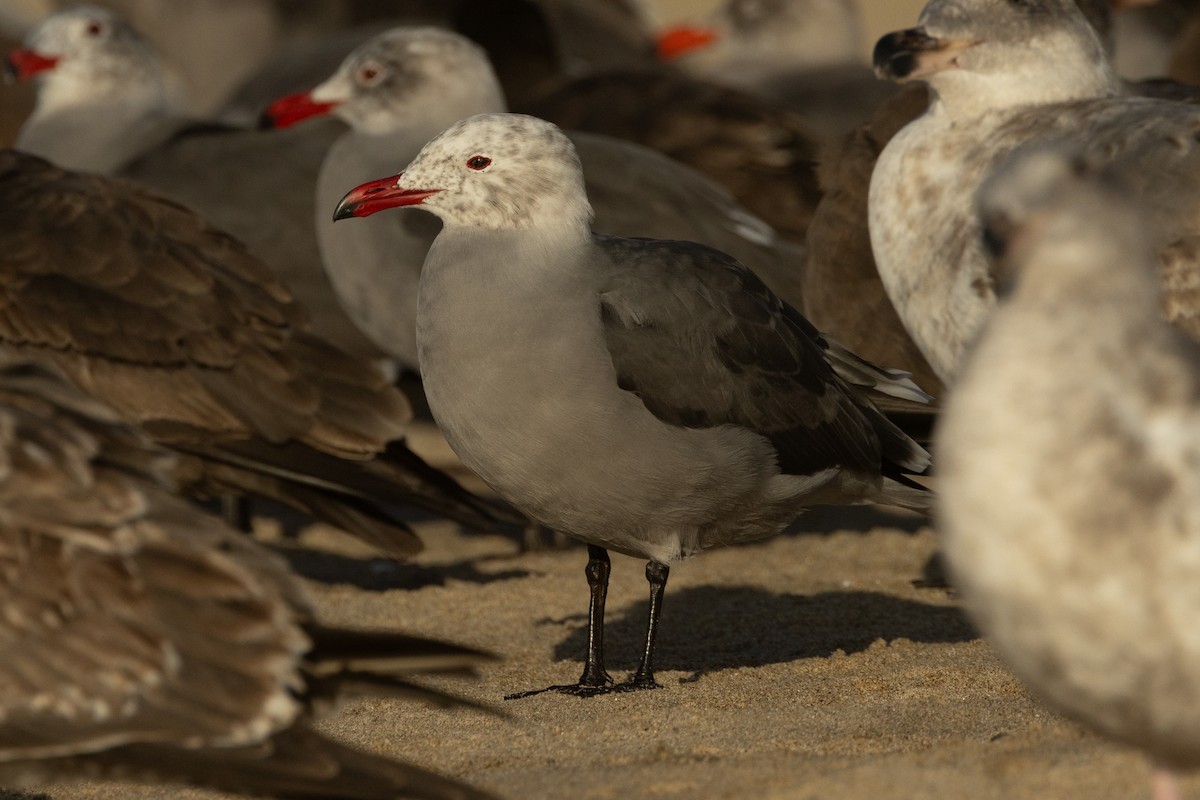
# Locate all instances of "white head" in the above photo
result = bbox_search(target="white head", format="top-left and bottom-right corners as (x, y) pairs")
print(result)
(657, 0), (865, 72)
(8, 6), (169, 114)
(263, 27), (506, 136)
(873, 0), (1120, 115)
(333, 113), (593, 234)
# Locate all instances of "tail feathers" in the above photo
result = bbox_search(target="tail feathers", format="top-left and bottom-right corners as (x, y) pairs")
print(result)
(80, 724), (501, 800)
(305, 625), (498, 676)
(823, 336), (935, 405)
(286, 485), (424, 560)
(308, 671), (500, 717)
(177, 438), (526, 542)
(876, 473), (933, 512)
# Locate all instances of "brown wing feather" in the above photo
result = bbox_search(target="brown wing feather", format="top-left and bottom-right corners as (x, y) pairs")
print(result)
(0, 150), (409, 458)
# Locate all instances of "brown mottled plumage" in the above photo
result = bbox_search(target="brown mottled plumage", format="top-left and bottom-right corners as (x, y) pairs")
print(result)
(802, 83), (943, 410)
(0, 149), (513, 556)
(0, 358), (497, 799)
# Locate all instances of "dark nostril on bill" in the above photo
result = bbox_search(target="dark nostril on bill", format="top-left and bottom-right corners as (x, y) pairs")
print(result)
(366, 187), (385, 194)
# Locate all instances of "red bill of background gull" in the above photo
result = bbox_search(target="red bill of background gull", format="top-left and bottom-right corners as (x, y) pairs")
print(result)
(938, 144), (1200, 800)
(0, 149), (514, 558)
(5, 5), (387, 361)
(869, 0), (1200, 386)
(332, 112), (933, 697)
(0, 357), (497, 799)
(262, 26), (808, 372)
(653, 0), (896, 142)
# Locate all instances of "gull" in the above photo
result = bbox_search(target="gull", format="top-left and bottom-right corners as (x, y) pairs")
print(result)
(332, 112), (932, 696)
(6, 5), (384, 359)
(0, 357), (497, 799)
(0, 148), (511, 557)
(869, 0), (1200, 385)
(263, 26), (806, 371)
(938, 144), (1200, 800)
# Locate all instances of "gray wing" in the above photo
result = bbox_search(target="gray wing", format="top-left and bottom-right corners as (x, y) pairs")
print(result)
(572, 132), (808, 311)
(0, 359), (309, 761)
(523, 69), (821, 243)
(594, 234), (924, 477)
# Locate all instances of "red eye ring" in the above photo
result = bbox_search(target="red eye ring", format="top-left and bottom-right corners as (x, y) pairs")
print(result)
(467, 155), (491, 170)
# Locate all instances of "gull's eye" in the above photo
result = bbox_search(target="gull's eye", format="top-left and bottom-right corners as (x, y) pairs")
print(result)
(466, 155), (492, 171)
(85, 20), (105, 36)
(357, 62), (383, 85)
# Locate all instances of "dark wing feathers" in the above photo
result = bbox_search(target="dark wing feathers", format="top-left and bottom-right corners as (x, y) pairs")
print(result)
(0, 149), (404, 456)
(595, 234), (894, 478)
(0, 360), (498, 797)
(0, 362), (309, 762)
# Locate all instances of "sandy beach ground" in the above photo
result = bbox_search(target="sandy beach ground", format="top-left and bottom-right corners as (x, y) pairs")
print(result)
(2, 471), (1193, 800)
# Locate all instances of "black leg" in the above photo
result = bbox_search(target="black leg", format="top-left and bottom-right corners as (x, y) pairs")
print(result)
(579, 545), (614, 687)
(620, 560), (669, 691)
(505, 545), (616, 699)
(221, 494), (252, 532)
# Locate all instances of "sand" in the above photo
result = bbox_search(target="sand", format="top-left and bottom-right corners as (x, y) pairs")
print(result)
(3, 482), (1190, 800)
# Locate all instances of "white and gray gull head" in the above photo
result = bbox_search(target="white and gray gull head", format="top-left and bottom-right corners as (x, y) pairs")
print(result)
(262, 27), (505, 135)
(334, 112), (594, 233)
(872, 0), (1120, 113)
(6, 5), (170, 114)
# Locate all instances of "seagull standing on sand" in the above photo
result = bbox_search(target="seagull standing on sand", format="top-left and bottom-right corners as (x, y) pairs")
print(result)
(334, 113), (932, 696)
(938, 145), (1200, 800)
(869, 0), (1200, 385)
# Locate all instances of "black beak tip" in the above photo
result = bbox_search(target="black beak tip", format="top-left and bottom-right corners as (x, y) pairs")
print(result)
(2, 59), (18, 84)
(257, 110), (277, 131)
(333, 201), (357, 222)
(872, 28), (936, 81)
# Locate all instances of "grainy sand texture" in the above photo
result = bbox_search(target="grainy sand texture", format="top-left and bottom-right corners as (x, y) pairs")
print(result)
(4, 482), (1192, 800)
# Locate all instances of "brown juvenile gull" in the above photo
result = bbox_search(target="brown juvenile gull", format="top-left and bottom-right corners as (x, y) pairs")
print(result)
(332, 112), (933, 696)
(0, 358), (497, 799)
(0, 149), (512, 557)
(5, 5), (387, 360)
(654, 0), (896, 142)
(938, 144), (1200, 800)
(262, 26), (807, 371)
(870, 0), (1200, 385)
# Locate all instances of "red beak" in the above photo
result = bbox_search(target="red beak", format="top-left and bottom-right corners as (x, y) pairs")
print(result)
(333, 173), (441, 220)
(5, 49), (60, 81)
(260, 90), (340, 129)
(656, 26), (719, 60)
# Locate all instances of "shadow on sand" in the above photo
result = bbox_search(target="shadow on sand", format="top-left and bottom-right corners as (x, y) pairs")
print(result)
(549, 586), (975, 682)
